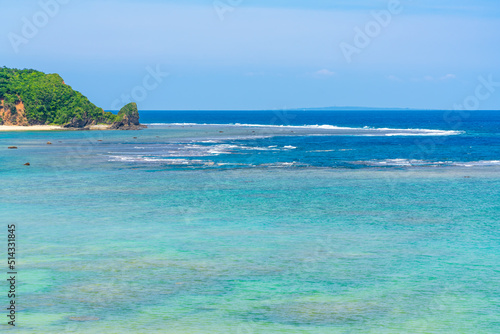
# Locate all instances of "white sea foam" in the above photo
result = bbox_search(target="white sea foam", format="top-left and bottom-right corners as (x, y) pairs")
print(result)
(351, 159), (500, 167)
(108, 155), (208, 165)
(309, 149), (353, 152)
(108, 142), (286, 164)
(310, 150), (337, 152)
(453, 160), (500, 167)
(257, 162), (305, 168)
(145, 122), (463, 136)
(205, 144), (280, 155)
(353, 159), (437, 167)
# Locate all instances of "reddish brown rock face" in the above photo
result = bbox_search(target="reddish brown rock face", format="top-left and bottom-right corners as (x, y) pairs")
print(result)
(0, 98), (29, 126)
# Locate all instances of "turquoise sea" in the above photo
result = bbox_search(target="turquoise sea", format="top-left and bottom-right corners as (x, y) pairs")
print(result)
(1, 109), (499, 333)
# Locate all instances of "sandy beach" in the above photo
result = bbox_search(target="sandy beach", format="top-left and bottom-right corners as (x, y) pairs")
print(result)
(88, 124), (112, 130)
(0, 125), (65, 131)
(0, 124), (113, 131)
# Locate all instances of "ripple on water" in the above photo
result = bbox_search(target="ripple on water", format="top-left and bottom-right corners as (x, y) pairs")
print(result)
(247, 300), (383, 325)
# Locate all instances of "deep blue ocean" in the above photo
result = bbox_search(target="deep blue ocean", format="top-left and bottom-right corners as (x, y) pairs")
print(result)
(1, 109), (499, 333)
(135, 109), (500, 169)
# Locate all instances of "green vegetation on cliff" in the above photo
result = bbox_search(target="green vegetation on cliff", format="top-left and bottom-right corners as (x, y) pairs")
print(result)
(0, 67), (117, 126)
(110, 102), (145, 130)
(116, 102), (139, 122)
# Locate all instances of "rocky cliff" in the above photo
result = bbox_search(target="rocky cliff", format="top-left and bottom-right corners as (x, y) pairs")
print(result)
(0, 98), (28, 126)
(0, 67), (145, 130)
(109, 103), (146, 130)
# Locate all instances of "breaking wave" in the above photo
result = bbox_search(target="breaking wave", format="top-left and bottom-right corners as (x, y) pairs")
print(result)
(146, 123), (463, 136)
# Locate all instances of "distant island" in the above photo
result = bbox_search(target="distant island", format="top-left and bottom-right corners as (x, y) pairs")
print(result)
(0, 67), (145, 130)
(294, 106), (413, 111)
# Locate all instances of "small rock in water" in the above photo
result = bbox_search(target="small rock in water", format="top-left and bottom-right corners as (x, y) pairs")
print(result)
(98, 140), (103, 142)
(24, 162), (30, 166)
(219, 131), (224, 133)
(8, 146), (18, 149)
(47, 142), (52, 145)
(133, 137), (137, 139)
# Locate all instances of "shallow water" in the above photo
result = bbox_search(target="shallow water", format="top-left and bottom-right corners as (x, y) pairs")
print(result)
(1, 110), (499, 333)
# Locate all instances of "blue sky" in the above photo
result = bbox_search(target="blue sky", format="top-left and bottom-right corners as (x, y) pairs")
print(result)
(1, 0), (500, 110)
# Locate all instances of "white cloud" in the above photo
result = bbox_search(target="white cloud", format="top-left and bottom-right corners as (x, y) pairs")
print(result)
(314, 69), (336, 76)
(440, 74), (457, 80)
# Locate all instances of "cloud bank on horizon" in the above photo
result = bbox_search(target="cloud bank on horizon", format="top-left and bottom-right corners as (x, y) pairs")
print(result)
(1, 0), (499, 110)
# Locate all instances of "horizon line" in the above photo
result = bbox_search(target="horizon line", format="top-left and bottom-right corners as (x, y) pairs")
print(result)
(104, 107), (499, 112)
